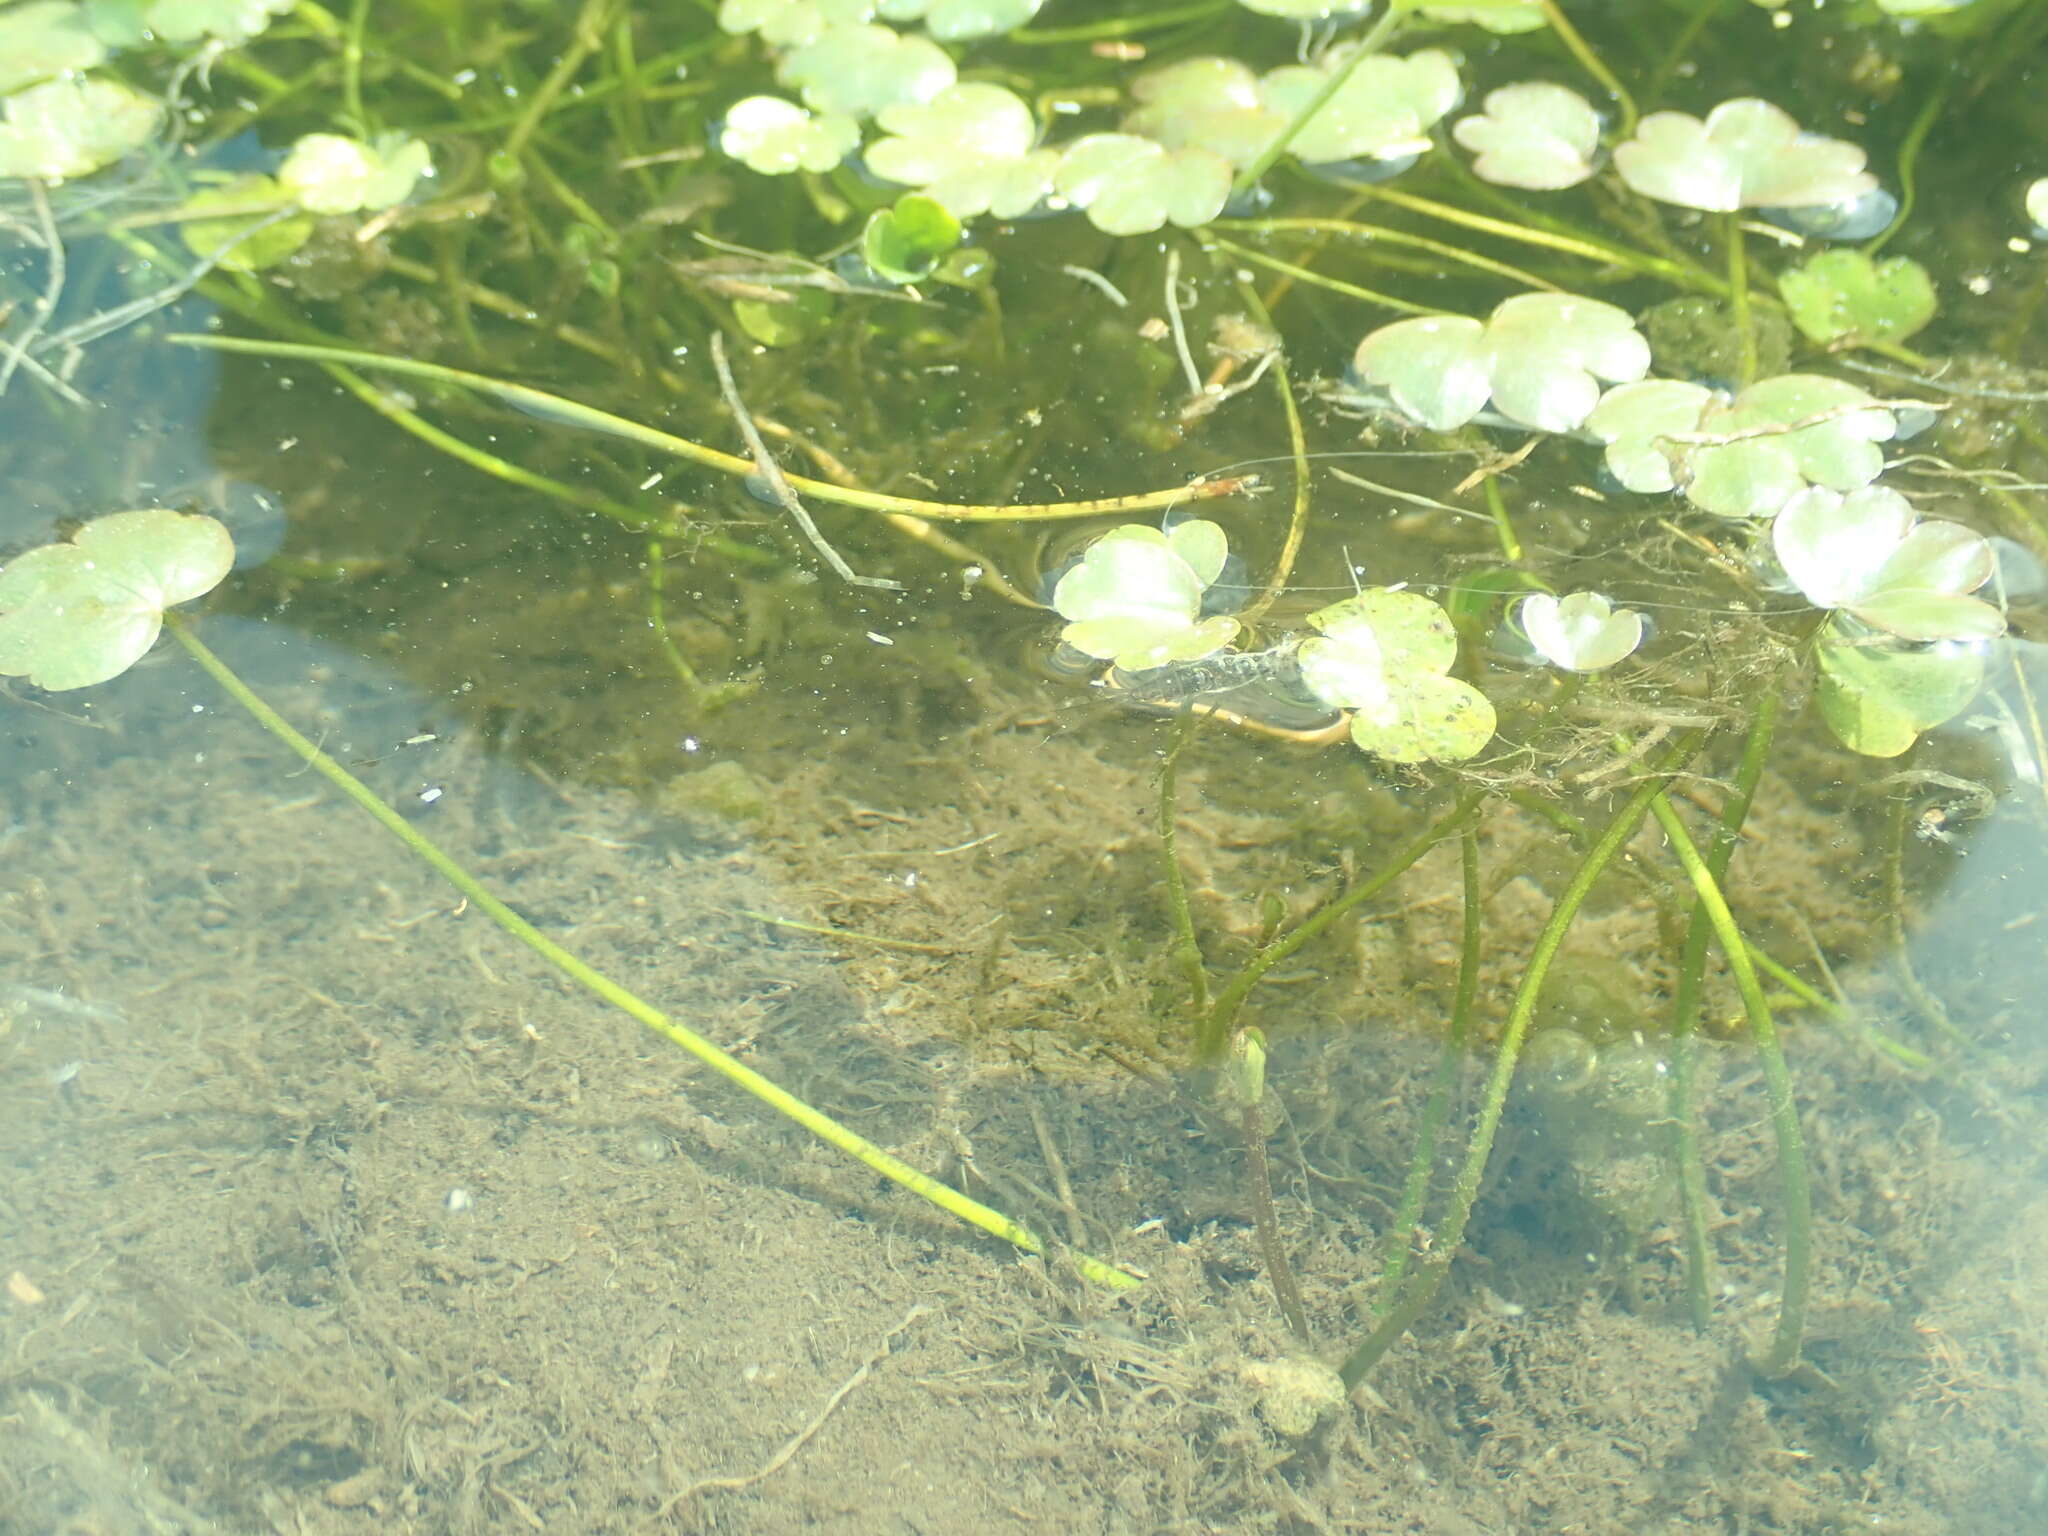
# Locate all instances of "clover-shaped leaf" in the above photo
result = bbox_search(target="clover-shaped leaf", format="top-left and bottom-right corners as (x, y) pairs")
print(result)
(718, 0), (875, 46)
(137, 0), (295, 43)
(866, 84), (1058, 218)
(1258, 49), (1461, 168)
(1815, 627), (1985, 758)
(0, 75), (160, 183)
(175, 173), (313, 271)
(1399, 0), (1545, 31)
(1773, 486), (2002, 641)
(1126, 58), (1277, 167)
(278, 132), (430, 215)
(0, 2), (108, 95)
(720, 95), (860, 174)
(1298, 589), (1496, 764)
(1352, 293), (1650, 433)
(0, 510), (233, 691)
(875, 0), (1043, 40)
(861, 193), (960, 283)
(1051, 521), (1240, 671)
(1584, 379), (1715, 493)
(779, 22), (956, 119)
(1613, 99), (1876, 212)
(1779, 249), (1935, 351)
(1053, 133), (1232, 237)
(1680, 374), (1896, 518)
(1453, 82), (1602, 190)
(1517, 592), (1645, 672)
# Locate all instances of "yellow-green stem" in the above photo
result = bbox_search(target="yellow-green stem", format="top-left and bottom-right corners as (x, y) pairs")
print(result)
(164, 615), (1140, 1291)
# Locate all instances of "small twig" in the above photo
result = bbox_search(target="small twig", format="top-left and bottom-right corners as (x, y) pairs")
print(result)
(0, 179), (65, 399)
(1163, 245), (1205, 402)
(1060, 263), (1128, 307)
(664, 1306), (931, 1512)
(708, 330), (903, 591)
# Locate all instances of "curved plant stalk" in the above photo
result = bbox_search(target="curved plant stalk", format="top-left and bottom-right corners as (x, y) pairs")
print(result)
(1537, 0), (1638, 138)
(1206, 238), (1444, 319)
(163, 615), (1141, 1292)
(1722, 211), (1759, 389)
(168, 334), (1253, 523)
(1648, 793), (1811, 1377)
(1340, 747), (1697, 1386)
(1348, 186), (1729, 297)
(1375, 824), (1484, 1310)
(1210, 219), (1564, 294)
(1230, 1029), (1312, 1344)
(1229, 7), (1406, 197)
(1157, 711), (1212, 1014)
(1664, 680), (1781, 1330)
(1198, 791), (1484, 1062)
(1230, 277), (1311, 626)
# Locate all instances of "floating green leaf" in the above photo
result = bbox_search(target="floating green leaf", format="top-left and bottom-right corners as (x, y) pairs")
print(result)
(1773, 485), (2002, 641)
(1053, 133), (1231, 237)
(866, 84), (1058, 218)
(0, 75), (160, 182)
(876, 0), (1044, 41)
(1779, 249), (1936, 351)
(1051, 521), (1239, 671)
(1297, 589), (1495, 764)
(734, 287), (836, 347)
(861, 193), (962, 283)
(1453, 82), (1602, 191)
(278, 132), (431, 214)
(174, 173), (313, 271)
(717, 0), (875, 46)
(1517, 591), (1646, 672)
(0, 1), (108, 95)
(1352, 293), (1650, 433)
(1815, 630), (1985, 758)
(1613, 98), (1875, 212)
(720, 94), (860, 174)
(779, 21), (956, 119)
(0, 510), (233, 691)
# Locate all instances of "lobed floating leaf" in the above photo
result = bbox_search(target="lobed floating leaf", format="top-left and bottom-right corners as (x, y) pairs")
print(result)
(1613, 98), (1875, 213)
(1778, 249), (1936, 351)
(0, 74), (160, 182)
(1517, 591), (1646, 672)
(1772, 485), (2002, 642)
(1453, 82), (1602, 191)
(1051, 521), (1240, 671)
(1815, 629), (1986, 758)
(1352, 293), (1650, 433)
(1298, 589), (1495, 764)
(0, 510), (233, 691)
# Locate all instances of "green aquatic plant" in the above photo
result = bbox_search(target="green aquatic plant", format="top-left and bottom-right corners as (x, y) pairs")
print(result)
(0, 510), (1138, 1290)
(11, 1), (2046, 1485)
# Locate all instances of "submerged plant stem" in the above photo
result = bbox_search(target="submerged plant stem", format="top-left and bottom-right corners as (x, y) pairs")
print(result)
(1231, 277), (1310, 625)
(1538, 0), (1638, 137)
(1199, 792), (1482, 1063)
(164, 616), (1140, 1292)
(1376, 826), (1483, 1310)
(1158, 711), (1211, 1016)
(1230, 8), (1405, 197)
(1723, 212), (1758, 388)
(1648, 794), (1811, 1378)
(1340, 748), (1697, 1386)
(168, 334), (1250, 523)
(1666, 679), (1780, 1329)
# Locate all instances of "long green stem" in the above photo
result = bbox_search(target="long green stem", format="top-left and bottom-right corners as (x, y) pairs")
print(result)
(1648, 794), (1810, 1377)
(165, 615), (1139, 1292)
(1230, 8), (1405, 197)
(1666, 680), (1781, 1329)
(1340, 751), (1693, 1386)
(1375, 825), (1484, 1310)
(167, 334), (1247, 524)
(1158, 711), (1211, 1015)
(1198, 791), (1482, 1062)
(1724, 211), (1758, 388)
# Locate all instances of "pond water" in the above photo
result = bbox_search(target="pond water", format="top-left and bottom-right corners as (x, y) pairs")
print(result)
(5, 2), (2048, 1532)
